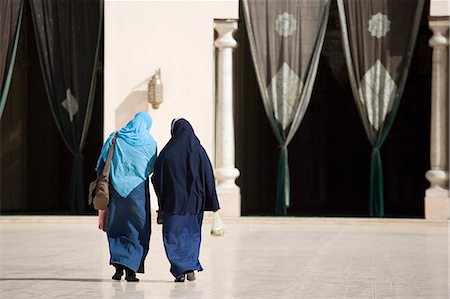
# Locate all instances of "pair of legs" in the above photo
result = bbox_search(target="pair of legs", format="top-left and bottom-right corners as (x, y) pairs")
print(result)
(107, 181), (151, 283)
(112, 263), (139, 282)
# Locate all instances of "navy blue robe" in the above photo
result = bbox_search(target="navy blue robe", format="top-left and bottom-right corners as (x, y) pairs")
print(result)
(152, 119), (220, 278)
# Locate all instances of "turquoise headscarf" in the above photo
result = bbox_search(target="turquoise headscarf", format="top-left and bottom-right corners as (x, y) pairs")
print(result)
(96, 112), (157, 198)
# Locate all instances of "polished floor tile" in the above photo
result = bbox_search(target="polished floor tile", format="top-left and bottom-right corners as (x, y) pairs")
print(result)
(0, 216), (448, 298)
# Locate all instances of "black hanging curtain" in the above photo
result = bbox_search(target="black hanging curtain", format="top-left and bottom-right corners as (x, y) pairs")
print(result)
(243, 0), (331, 215)
(337, 0), (424, 216)
(30, 0), (103, 213)
(0, 0), (23, 119)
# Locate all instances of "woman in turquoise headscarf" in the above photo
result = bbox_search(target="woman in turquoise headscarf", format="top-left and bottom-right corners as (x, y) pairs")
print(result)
(95, 112), (157, 282)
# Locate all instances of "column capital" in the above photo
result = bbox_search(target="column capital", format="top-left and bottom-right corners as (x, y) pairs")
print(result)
(214, 19), (238, 49)
(429, 18), (449, 48)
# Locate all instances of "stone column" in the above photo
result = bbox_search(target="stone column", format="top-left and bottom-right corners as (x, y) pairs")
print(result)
(425, 17), (449, 220)
(214, 19), (240, 216)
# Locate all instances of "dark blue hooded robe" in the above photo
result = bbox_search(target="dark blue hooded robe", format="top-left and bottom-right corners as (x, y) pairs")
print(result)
(96, 112), (157, 274)
(151, 118), (220, 278)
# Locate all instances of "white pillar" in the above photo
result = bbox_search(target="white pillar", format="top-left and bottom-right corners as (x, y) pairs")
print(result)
(425, 18), (449, 220)
(214, 19), (240, 216)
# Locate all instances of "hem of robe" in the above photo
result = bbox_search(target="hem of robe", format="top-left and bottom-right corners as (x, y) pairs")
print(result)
(163, 213), (204, 278)
(107, 180), (151, 274)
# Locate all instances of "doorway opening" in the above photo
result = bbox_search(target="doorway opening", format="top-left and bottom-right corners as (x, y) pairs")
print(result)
(0, 1), (104, 214)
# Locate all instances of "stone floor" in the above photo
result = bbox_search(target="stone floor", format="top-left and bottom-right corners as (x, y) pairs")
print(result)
(0, 215), (448, 299)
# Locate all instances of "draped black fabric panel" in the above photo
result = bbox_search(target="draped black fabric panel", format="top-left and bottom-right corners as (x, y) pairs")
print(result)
(236, 0), (431, 217)
(0, 0), (23, 118)
(338, 0), (425, 216)
(30, 0), (102, 212)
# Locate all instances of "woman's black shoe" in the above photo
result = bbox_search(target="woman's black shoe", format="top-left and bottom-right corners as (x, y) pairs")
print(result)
(125, 275), (139, 282)
(125, 268), (139, 282)
(186, 271), (196, 281)
(174, 275), (185, 282)
(112, 264), (124, 280)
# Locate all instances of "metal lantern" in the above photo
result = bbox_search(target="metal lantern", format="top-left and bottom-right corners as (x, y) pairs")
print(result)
(148, 68), (163, 109)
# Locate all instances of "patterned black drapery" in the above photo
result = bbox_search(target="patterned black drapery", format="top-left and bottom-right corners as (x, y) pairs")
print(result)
(243, 0), (331, 215)
(30, 0), (103, 212)
(337, 0), (424, 216)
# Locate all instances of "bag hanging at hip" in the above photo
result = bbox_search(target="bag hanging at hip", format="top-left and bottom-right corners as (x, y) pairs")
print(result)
(88, 133), (118, 210)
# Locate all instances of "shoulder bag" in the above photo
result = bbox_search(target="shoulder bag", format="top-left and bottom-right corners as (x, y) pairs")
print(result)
(88, 132), (118, 210)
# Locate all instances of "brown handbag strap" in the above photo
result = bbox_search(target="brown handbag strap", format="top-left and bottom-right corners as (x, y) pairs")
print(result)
(101, 132), (118, 178)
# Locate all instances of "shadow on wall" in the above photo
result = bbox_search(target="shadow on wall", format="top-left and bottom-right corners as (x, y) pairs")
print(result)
(115, 91), (149, 129)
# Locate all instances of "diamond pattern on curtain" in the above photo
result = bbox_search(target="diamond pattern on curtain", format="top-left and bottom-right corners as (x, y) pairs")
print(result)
(0, 0), (23, 119)
(30, 0), (103, 213)
(337, 0), (424, 216)
(243, 0), (330, 215)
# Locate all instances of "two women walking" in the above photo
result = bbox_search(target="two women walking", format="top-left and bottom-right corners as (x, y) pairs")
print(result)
(94, 113), (219, 282)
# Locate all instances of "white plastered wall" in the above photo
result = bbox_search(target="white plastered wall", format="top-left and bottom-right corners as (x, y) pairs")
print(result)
(429, 0), (449, 16)
(104, 0), (239, 210)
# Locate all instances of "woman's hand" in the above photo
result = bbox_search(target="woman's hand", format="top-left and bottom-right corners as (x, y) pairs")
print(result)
(156, 210), (164, 224)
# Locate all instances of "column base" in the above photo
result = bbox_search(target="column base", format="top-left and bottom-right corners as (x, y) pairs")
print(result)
(217, 191), (241, 217)
(425, 188), (450, 219)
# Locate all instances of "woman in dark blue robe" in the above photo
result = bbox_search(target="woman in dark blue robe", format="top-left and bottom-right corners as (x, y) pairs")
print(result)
(151, 118), (220, 282)
(96, 112), (157, 282)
